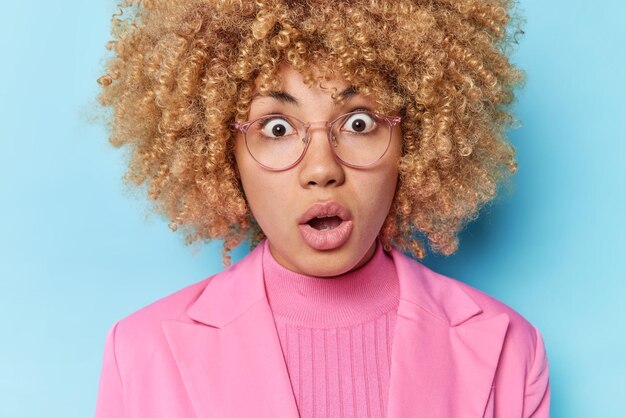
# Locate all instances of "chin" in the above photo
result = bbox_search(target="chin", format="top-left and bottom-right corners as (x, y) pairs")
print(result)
(299, 263), (351, 278)
(298, 248), (364, 277)
(269, 234), (372, 277)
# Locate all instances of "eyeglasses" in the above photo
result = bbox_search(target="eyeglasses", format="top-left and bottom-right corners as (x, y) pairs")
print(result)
(233, 111), (402, 171)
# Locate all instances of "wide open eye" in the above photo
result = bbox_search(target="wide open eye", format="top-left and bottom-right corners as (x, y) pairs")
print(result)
(259, 117), (296, 139)
(341, 112), (377, 134)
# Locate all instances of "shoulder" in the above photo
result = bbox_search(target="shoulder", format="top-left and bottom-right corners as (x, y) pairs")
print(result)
(108, 244), (264, 353)
(452, 274), (542, 360)
(394, 249), (544, 364)
(411, 261), (552, 411)
(110, 275), (215, 350)
(449, 271), (537, 327)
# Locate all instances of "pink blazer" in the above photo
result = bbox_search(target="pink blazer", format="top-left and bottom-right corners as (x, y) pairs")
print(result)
(95, 241), (550, 417)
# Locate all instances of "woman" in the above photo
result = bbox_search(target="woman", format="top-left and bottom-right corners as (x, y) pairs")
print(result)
(95, 0), (550, 417)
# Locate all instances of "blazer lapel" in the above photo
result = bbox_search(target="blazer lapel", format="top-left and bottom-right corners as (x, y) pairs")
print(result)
(162, 241), (509, 418)
(386, 248), (510, 418)
(162, 244), (299, 418)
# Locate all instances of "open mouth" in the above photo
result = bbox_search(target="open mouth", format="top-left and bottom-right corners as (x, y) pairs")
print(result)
(298, 202), (353, 250)
(306, 215), (343, 231)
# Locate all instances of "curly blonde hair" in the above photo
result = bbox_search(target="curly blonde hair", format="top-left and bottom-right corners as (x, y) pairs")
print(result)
(97, 0), (525, 265)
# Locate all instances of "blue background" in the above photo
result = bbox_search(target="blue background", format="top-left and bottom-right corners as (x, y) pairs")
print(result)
(1, 1), (624, 416)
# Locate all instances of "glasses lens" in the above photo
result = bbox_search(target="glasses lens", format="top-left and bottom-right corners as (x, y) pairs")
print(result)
(245, 115), (304, 169)
(331, 112), (392, 166)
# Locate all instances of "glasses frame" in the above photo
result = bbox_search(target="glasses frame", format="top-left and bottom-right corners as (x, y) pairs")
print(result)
(232, 111), (402, 171)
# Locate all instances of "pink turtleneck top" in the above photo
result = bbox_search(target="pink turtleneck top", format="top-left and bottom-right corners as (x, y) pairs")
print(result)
(262, 239), (400, 418)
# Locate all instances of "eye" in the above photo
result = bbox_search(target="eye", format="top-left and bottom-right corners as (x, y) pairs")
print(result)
(259, 117), (296, 138)
(341, 112), (376, 134)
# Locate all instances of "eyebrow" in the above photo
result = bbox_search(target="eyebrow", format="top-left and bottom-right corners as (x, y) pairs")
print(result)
(259, 85), (360, 106)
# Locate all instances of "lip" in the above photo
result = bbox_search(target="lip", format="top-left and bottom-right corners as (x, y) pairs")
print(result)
(297, 201), (353, 225)
(297, 201), (353, 251)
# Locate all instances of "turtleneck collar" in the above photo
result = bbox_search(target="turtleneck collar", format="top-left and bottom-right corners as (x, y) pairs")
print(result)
(261, 239), (399, 328)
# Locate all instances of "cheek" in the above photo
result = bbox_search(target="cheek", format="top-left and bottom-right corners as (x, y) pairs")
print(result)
(356, 166), (399, 224)
(234, 143), (265, 218)
(234, 160), (293, 230)
(237, 170), (269, 221)
(368, 157), (400, 220)
(376, 172), (399, 210)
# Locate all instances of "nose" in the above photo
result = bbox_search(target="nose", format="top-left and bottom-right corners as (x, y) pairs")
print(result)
(298, 126), (345, 188)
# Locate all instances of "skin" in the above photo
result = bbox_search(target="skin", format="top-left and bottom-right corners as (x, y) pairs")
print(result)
(234, 64), (402, 277)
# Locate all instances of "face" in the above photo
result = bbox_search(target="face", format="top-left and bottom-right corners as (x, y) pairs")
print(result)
(234, 64), (402, 277)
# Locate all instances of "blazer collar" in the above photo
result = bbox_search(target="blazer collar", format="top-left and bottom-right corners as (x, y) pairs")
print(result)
(186, 241), (267, 328)
(385, 247), (509, 417)
(186, 240), (483, 329)
(164, 241), (509, 417)
(389, 245), (483, 326)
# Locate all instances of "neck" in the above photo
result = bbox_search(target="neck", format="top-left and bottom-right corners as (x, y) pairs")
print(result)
(261, 239), (400, 328)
